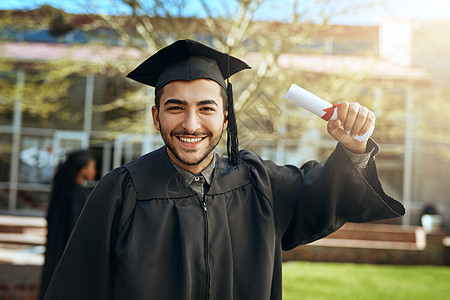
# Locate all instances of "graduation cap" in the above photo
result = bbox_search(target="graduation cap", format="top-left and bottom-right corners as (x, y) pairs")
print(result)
(127, 39), (251, 166)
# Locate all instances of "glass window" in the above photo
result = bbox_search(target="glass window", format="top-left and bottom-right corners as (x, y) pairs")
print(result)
(0, 133), (12, 182)
(19, 136), (54, 184)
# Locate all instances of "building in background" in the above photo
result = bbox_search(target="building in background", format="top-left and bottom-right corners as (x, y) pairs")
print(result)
(0, 6), (448, 232)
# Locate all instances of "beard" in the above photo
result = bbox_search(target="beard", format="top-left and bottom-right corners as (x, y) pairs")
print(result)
(159, 123), (224, 167)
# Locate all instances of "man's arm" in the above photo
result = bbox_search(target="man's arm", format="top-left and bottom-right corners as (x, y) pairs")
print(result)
(269, 101), (404, 249)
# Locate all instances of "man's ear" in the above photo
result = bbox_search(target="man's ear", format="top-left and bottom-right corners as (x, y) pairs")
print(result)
(223, 110), (228, 131)
(151, 106), (161, 131)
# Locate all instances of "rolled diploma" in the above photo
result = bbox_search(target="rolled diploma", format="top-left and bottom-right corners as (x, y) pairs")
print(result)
(284, 83), (374, 142)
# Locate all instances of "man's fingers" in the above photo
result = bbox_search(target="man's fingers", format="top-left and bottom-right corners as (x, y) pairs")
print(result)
(337, 101), (349, 125)
(359, 110), (376, 136)
(343, 102), (363, 132)
(337, 101), (375, 137)
(327, 119), (354, 144)
(350, 106), (369, 137)
(328, 119), (341, 132)
(337, 101), (360, 132)
(328, 101), (374, 153)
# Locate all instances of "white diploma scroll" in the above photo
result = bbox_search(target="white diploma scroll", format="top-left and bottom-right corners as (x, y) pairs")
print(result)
(284, 83), (374, 142)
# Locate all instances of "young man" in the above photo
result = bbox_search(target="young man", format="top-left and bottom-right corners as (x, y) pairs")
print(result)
(43, 39), (404, 300)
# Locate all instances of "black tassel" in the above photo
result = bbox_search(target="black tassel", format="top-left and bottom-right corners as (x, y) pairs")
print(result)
(227, 80), (239, 166)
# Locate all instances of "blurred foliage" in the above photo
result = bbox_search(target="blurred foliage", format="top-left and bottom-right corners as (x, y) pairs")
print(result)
(415, 88), (450, 160)
(1, 0), (449, 159)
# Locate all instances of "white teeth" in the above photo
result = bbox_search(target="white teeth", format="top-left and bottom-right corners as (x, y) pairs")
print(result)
(179, 137), (203, 143)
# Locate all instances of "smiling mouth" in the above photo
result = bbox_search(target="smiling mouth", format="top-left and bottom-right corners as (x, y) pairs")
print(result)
(178, 136), (204, 143)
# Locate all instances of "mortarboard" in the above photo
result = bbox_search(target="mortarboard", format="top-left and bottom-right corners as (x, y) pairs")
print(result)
(127, 39), (251, 166)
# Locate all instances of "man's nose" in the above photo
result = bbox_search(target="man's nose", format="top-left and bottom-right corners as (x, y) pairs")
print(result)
(182, 110), (201, 133)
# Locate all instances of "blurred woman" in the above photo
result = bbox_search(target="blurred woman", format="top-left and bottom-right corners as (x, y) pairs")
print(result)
(39, 149), (97, 299)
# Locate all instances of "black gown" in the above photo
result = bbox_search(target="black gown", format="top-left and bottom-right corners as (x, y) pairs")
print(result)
(40, 184), (92, 299)
(44, 142), (404, 300)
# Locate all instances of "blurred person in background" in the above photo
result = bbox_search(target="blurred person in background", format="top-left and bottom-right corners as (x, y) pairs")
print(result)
(39, 149), (97, 299)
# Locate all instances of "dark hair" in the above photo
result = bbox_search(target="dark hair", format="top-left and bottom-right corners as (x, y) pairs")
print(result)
(154, 87), (164, 110)
(421, 204), (438, 215)
(49, 149), (94, 210)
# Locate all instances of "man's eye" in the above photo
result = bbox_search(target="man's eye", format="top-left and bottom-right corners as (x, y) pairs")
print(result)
(167, 106), (182, 111)
(201, 107), (215, 112)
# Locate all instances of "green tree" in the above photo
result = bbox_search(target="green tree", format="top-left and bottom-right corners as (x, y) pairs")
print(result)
(3, 0), (422, 155)
(80, 0), (385, 147)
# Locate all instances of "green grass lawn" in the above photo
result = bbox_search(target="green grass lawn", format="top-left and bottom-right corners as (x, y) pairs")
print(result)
(282, 261), (450, 300)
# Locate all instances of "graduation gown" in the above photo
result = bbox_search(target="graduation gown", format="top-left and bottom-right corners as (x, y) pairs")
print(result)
(40, 184), (92, 299)
(44, 143), (404, 300)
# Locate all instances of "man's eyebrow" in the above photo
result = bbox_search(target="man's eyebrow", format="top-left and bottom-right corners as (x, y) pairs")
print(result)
(163, 99), (187, 106)
(163, 99), (219, 107)
(197, 99), (219, 107)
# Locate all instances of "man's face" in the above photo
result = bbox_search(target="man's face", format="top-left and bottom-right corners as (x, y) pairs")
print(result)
(152, 79), (228, 173)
